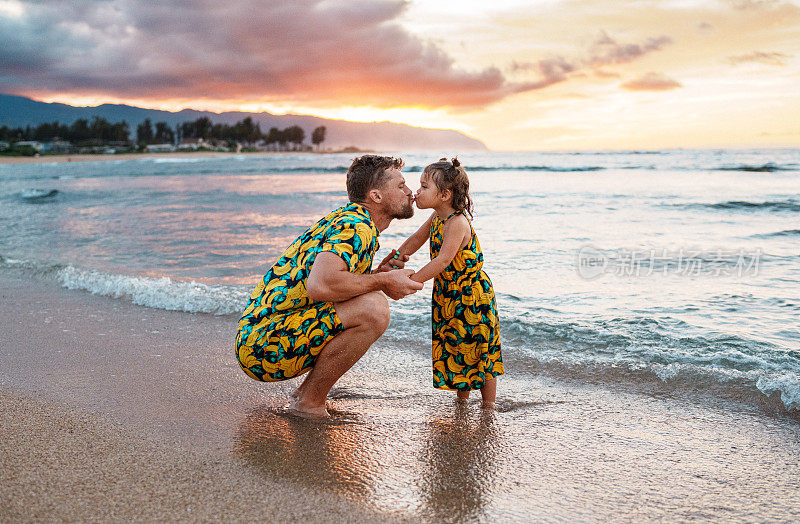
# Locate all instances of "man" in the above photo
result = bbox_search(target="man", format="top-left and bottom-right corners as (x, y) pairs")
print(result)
(236, 155), (423, 418)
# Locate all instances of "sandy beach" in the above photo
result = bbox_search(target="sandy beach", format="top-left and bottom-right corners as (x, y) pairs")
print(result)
(0, 151), (299, 165)
(2, 271), (799, 521)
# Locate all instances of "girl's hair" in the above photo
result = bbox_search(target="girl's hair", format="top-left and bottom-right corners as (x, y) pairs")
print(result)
(423, 157), (473, 218)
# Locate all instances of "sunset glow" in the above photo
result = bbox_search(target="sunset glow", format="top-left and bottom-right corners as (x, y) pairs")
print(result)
(2, 0), (799, 150)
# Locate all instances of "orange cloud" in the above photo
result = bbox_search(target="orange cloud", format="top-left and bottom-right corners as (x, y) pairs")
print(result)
(620, 72), (682, 91)
(0, 0), (538, 110)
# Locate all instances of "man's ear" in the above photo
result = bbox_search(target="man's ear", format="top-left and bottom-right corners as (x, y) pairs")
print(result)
(368, 188), (382, 203)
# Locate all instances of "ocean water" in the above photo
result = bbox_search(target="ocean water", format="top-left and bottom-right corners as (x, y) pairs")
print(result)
(1, 149), (798, 414)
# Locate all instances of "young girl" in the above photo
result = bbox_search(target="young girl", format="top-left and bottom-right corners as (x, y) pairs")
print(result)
(396, 158), (503, 407)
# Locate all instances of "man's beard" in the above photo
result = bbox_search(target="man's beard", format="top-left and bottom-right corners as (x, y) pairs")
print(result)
(391, 198), (414, 219)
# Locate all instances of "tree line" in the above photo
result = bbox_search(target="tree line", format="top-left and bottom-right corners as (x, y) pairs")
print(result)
(1, 117), (130, 144)
(1, 116), (327, 151)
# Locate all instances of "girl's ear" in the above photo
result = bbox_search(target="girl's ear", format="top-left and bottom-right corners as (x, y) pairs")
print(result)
(439, 188), (452, 202)
(368, 188), (382, 203)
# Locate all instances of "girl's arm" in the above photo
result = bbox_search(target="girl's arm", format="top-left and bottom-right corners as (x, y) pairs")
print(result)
(396, 212), (436, 257)
(411, 215), (469, 283)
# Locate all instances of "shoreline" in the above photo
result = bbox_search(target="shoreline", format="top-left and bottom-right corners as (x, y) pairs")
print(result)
(2, 271), (799, 520)
(0, 147), (376, 165)
(0, 150), (303, 165)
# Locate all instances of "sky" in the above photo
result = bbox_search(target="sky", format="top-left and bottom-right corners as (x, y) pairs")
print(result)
(1, 0), (798, 150)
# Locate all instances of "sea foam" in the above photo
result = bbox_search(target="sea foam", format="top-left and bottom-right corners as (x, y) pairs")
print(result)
(57, 266), (249, 315)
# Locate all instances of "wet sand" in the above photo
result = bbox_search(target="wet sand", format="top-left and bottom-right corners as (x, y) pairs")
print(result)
(0, 391), (395, 522)
(2, 272), (800, 521)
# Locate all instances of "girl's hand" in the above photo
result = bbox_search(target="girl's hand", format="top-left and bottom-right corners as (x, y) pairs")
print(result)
(376, 249), (410, 272)
(381, 269), (424, 299)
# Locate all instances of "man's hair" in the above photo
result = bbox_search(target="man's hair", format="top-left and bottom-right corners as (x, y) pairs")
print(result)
(346, 155), (404, 203)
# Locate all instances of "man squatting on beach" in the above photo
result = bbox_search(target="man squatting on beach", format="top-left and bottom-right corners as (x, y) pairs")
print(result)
(235, 155), (422, 418)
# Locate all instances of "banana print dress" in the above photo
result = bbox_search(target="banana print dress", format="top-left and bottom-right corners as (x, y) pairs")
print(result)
(236, 202), (379, 382)
(430, 211), (503, 390)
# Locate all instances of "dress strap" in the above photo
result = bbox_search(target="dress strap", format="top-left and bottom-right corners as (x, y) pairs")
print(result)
(443, 210), (461, 221)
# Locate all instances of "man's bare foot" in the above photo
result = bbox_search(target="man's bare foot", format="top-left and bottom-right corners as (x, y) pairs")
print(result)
(288, 397), (330, 419)
(455, 397), (468, 404)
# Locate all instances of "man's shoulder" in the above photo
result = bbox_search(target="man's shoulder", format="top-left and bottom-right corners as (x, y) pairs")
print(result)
(329, 203), (375, 230)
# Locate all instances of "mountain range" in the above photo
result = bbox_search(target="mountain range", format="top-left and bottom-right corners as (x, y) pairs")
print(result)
(0, 93), (487, 151)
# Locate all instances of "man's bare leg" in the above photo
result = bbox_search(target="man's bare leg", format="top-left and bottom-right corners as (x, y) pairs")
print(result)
(290, 291), (390, 417)
(456, 390), (470, 403)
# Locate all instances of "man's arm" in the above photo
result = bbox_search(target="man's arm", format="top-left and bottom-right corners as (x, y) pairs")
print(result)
(307, 252), (423, 302)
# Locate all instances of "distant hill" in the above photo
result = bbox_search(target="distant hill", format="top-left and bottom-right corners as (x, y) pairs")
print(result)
(0, 93), (487, 151)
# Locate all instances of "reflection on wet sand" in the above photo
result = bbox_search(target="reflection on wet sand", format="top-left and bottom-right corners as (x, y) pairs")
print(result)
(234, 405), (379, 500)
(233, 400), (502, 521)
(419, 404), (501, 523)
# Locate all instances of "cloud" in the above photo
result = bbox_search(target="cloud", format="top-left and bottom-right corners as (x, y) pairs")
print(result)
(0, 0), (538, 109)
(594, 70), (621, 79)
(587, 31), (673, 68)
(509, 31), (672, 88)
(727, 0), (781, 9)
(620, 72), (682, 91)
(511, 57), (578, 88)
(728, 51), (792, 65)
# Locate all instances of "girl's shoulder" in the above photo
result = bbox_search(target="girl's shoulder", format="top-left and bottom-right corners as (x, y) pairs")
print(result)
(441, 212), (470, 235)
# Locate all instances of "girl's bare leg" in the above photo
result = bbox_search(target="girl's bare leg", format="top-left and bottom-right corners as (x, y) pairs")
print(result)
(456, 390), (470, 402)
(480, 377), (497, 407)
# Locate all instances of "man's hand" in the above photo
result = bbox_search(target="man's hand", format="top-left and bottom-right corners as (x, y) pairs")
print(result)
(381, 268), (423, 300)
(376, 249), (410, 273)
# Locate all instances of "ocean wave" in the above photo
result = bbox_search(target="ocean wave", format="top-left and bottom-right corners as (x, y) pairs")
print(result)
(235, 164), (612, 174)
(496, 316), (800, 413)
(687, 199), (800, 213)
(149, 157), (213, 163)
(751, 229), (800, 238)
(56, 266), (249, 315)
(510, 352), (800, 415)
(713, 163), (794, 172)
(20, 189), (59, 201)
(404, 165), (608, 173)
(387, 309), (800, 413)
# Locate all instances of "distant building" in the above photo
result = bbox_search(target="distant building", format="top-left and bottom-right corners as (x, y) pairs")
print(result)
(15, 141), (43, 151)
(176, 137), (211, 151)
(145, 143), (175, 152)
(78, 145), (117, 154)
(0, 141), (9, 151)
(41, 140), (75, 154)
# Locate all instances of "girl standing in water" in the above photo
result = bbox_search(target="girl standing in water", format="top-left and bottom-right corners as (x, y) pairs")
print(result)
(396, 158), (503, 407)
